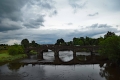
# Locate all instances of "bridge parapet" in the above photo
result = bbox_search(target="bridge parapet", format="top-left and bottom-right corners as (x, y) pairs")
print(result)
(25, 45), (99, 54)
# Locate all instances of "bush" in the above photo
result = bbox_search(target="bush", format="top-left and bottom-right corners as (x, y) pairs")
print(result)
(8, 44), (24, 55)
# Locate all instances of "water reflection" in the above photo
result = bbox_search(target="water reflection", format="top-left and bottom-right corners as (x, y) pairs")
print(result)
(59, 51), (73, 62)
(7, 62), (24, 71)
(0, 51), (120, 80)
(0, 63), (120, 80)
(99, 63), (120, 80)
(43, 51), (54, 61)
(42, 51), (91, 62)
(42, 51), (74, 62)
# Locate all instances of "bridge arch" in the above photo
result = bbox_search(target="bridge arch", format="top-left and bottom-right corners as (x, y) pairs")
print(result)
(25, 45), (99, 61)
(39, 49), (55, 60)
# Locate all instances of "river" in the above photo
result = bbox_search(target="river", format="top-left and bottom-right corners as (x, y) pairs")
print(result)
(0, 51), (120, 80)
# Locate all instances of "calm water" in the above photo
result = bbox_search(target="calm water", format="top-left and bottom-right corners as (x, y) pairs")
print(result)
(0, 51), (120, 80)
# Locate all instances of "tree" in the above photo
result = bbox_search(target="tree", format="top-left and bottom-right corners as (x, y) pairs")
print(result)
(80, 37), (86, 45)
(73, 37), (79, 45)
(55, 38), (65, 45)
(30, 40), (38, 47)
(66, 41), (73, 46)
(99, 35), (120, 63)
(85, 36), (91, 45)
(73, 37), (84, 45)
(21, 39), (29, 48)
(104, 31), (115, 39)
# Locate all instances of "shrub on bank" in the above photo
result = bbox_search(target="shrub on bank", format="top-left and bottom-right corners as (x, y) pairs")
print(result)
(0, 53), (27, 63)
(8, 44), (24, 55)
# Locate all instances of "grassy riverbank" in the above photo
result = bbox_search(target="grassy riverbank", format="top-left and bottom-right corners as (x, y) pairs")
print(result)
(0, 50), (27, 63)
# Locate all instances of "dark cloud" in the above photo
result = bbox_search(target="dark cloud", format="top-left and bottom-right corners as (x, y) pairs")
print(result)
(88, 12), (99, 16)
(0, 26), (22, 32)
(0, 0), (27, 21)
(0, 0), (28, 32)
(0, 0), (57, 32)
(0, 18), (23, 32)
(0, 0), (27, 32)
(24, 16), (44, 28)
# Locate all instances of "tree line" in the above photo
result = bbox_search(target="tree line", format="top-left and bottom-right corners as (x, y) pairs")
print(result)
(55, 31), (120, 64)
(19, 31), (120, 64)
(55, 31), (115, 46)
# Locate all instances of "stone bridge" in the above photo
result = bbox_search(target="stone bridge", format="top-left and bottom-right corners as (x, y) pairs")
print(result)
(25, 45), (99, 61)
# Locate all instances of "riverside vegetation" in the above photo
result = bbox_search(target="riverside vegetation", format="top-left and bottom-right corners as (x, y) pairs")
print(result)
(0, 44), (27, 63)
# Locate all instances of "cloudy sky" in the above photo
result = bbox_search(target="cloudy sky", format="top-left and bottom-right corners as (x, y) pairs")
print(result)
(0, 0), (120, 45)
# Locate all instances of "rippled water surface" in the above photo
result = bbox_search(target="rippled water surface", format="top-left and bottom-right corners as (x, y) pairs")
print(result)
(0, 51), (120, 80)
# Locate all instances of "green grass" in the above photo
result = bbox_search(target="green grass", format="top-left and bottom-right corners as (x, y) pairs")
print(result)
(0, 50), (8, 53)
(0, 50), (27, 63)
(30, 50), (38, 55)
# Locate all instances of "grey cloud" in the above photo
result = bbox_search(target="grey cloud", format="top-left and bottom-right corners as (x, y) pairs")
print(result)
(69, 0), (86, 8)
(88, 12), (99, 16)
(0, 0), (28, 32)
(48, 10), (58, 17)
(88, 23), (112, 28)
(29, 0), (57, 16)
(98, 24), (112, 28)
(0, 0), (27, 21)
(24, 16), (44, 28)
(23, 0), (57, 28)
(38, 0), (55, 9)
(69, 0), (87, 12)
(0, 23), (119, 45)
(87, 0), (120, 12)
(89, 23), (98, 28)
(33, 34), (58, 44)
(67, 23), (73, 25)
(52, 10), (57, 15)
(0, 18), (22, 32)
(0, 26), (22, 32)
(68, 24), (119, 38)
(104, 0), (120, 11)
(116, 25), (120, 27)
(0, 28), (59, 44)
(30, 0), (56, 10)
